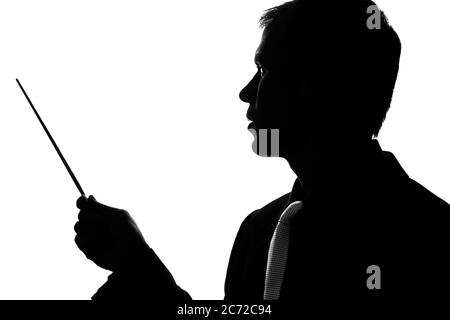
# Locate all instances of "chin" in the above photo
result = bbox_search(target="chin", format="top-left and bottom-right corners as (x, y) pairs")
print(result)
(249, 128), (258, 155)
(248, 128), (281, 158)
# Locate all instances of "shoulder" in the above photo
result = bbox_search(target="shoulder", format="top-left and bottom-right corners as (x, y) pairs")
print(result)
(381, 149), (450, 215)
(403, 177), (450, 216)
(240, 192), (291, 231)
(393, 177), (450, 258)
(231, 192), (291, 246)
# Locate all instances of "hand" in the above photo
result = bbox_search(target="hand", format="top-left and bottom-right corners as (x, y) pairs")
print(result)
(74, 195), (149, 272)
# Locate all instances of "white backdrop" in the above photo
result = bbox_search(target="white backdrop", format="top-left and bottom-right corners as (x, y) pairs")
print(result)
(0, 0), (449, 299)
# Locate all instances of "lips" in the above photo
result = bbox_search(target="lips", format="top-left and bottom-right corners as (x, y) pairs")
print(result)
(248, 122), (256, 130)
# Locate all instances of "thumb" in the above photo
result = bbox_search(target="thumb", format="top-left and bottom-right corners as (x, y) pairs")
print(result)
(87, 195), (123, 214)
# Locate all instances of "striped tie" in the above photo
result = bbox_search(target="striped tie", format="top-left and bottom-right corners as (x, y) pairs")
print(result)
(263, 200), (303, 300)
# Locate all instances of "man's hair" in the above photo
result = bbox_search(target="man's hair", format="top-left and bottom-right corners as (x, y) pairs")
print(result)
(259, 0), (401, 137)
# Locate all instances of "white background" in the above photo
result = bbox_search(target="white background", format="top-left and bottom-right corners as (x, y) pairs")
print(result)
(0, 0), (449, 299)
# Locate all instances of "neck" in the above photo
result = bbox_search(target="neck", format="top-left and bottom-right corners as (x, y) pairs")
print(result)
(285, 138), (376, 201)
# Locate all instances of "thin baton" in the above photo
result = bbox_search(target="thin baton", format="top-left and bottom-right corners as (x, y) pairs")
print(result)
(16, 78), (85, 196)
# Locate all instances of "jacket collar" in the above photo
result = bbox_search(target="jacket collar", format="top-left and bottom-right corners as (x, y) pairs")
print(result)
(285, 139), (409, 208)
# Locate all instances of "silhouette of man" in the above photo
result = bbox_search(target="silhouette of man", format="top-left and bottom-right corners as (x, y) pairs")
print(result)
(74, 0), (450, 307)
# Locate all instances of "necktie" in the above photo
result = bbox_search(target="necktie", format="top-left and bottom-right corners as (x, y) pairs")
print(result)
(263, 200), (303, 300)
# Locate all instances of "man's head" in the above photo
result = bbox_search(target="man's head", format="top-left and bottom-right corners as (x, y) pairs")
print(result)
(240, 0), (401, 159)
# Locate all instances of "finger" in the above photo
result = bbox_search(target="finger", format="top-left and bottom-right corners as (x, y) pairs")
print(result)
(74, 233), (90, 251)
(74, 220), (96, 234)
(76, 195), (88, 209)
(74, 220), (81, 233)
(77, 208), (104, 221)
(74, 232), (108, 252)
(78, 209), (102, 221)
(74, 219), (109, 235)
(75, 234), (97, 260)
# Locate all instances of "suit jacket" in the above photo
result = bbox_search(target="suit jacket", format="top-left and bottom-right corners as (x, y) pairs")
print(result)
(225, 140), (450, 306)
(92, 140), (450, 308)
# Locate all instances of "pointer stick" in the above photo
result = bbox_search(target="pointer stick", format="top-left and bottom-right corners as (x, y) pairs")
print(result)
(16, 78), (86, 196)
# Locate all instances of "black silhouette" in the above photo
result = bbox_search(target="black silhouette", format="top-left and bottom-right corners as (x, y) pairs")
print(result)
(74, 0), (450, 311)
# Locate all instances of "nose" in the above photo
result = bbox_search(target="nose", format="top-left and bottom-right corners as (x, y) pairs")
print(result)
(239, 73), (258, 104)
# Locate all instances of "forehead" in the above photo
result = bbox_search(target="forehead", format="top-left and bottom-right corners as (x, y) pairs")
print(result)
(254, 26), (285, 66)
